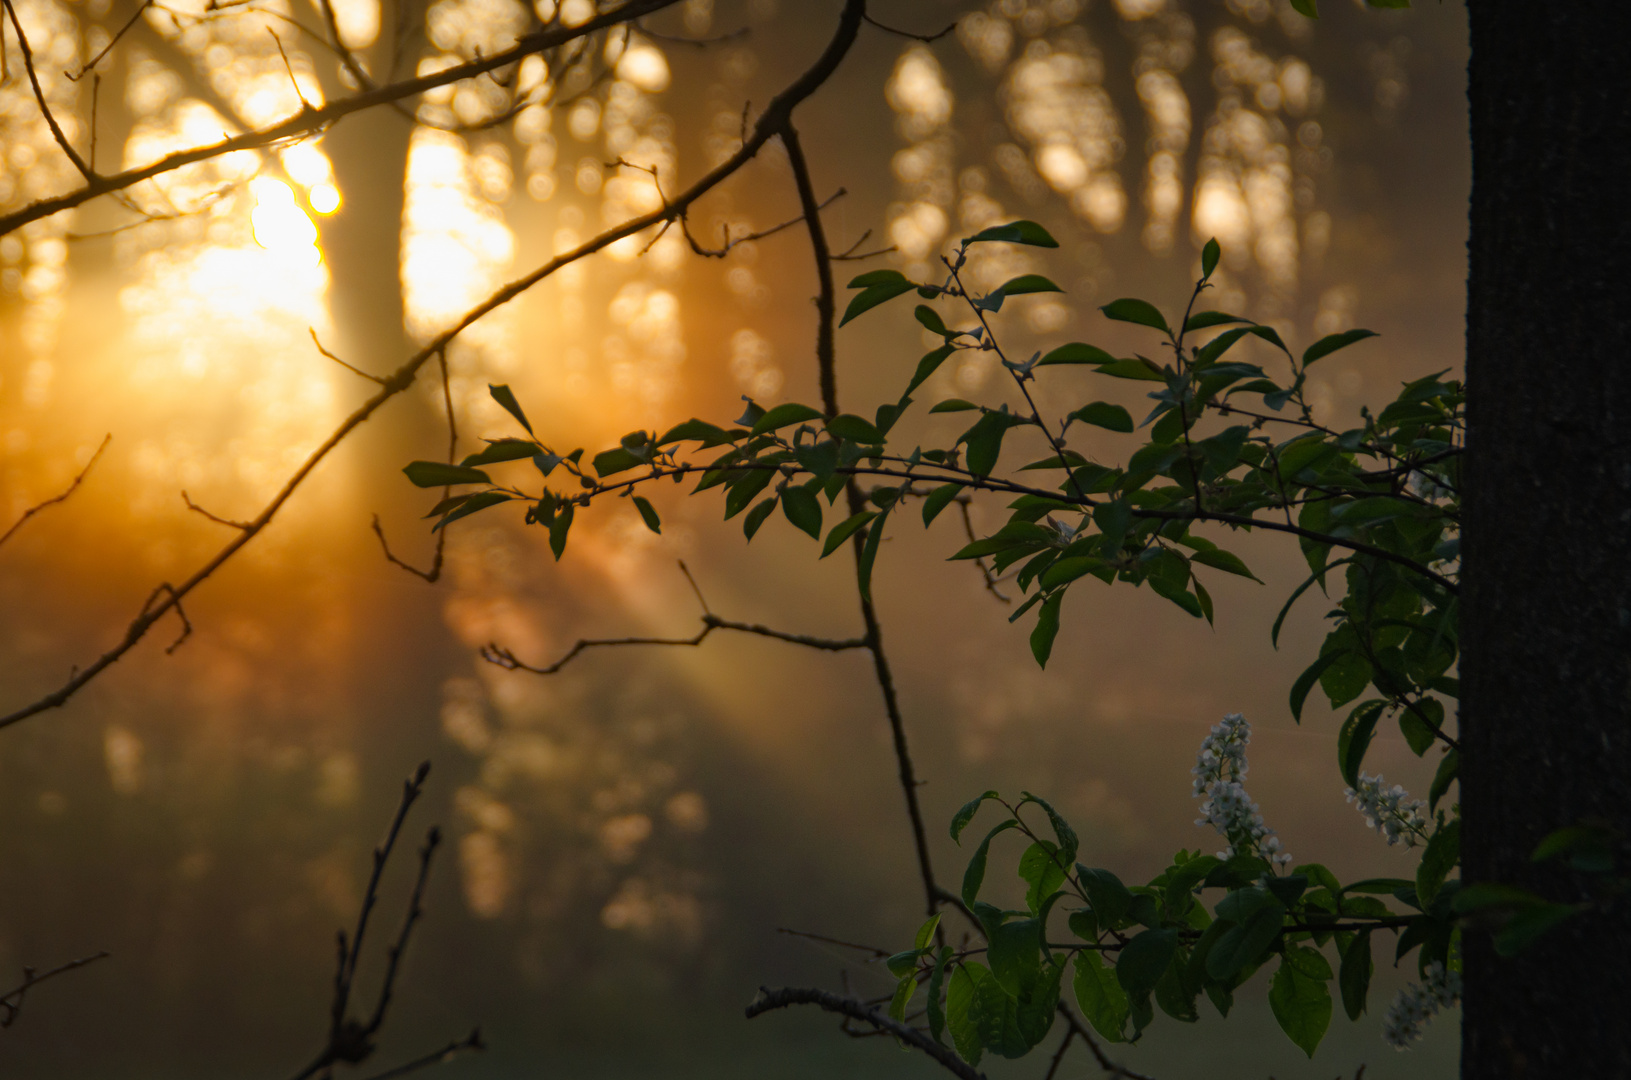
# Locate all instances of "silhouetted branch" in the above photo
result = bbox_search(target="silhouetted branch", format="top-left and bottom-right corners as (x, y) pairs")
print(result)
(746, 987), (985, 1080)
(181, 491), (253, 531)
(357, 1030), (485, 1080)
(0, 435), (110, 550)
(288, 762), (464, 1080)
(775, 927), (891, 958)
(0, 0), (869, 729)
(680, 187), (847, 258)
(483, 612), (867, 675)
(781, 119), (941, 919)
(861, 13), (957, 43)
(0, 951), (111, 1030)
(0, 0), (94, 179)
(1055, 1003), (1156, 1080)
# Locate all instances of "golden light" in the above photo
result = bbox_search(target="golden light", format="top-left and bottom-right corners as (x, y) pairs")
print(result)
(309, 183), (342, 214)
(250, 177), (321, 265)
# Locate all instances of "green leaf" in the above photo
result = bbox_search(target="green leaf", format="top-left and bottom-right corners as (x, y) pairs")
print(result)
(1018, 791), (1080, 865)
(1290, 651), (1347, 722)
(966, 219), (1059, 247)
(780, 484), (822, 540)
(1206, 900), (1286, 980)
(432, 490), (512, 531)
(1154, 946), (1199, 1023)
(946, 965), (982, 1066)
(1073, 951), (1129, 1043)
(916, 912), (944, 951)
(1190, 547), (1261, 582)
(488, 383), (533, 434)
(857, 504), (890, 602)
(742, 496), (778, 540)
(964, 412), (1025, 477)
(1038, 342), (1117, 366)
(1078, 866), (1135, 927)
(1200, 237), (1221, 278)
(997, 274), (1063, 296)
(1290, 0), (1318, 17)
(1338, 930), (1372, 1020)
(592, 447), (644, 478)
(1039, 556), (1108, 590)
(657, 418), (736, 447)
(847, 269), (911, 288)
(548, 501), (574, 559)
(1017, 841), (1068, 914)
(841, 280), (918, 326)
(461, 439), (540, 467)
(915, 304), (952, 337)
(929, 398), (979, 414)
(908, 344), (957, 395)
(1400, 701), (1442, 755)
(722, 468), (774, 519)
(1100, 298), (1170, 335)
(1030, 593), (1063, 668)
(1069, 402), (1134, 433)
(923, 483), (962, 527)
(1115, 928), (1178, 999)
(820, 510), (875, 558)
(888, 950), (923, 980)
(632, 496), (661, 534)
(1302, 329), (1377, 367)
(1094, 359), (1166, 382)
(1269, 947), (1332, 1057)
(1337, 700), (1386, 788)
(403, 461), (491, 488)
(950, 791), (1000, 843)
(928, 946), (952, 1044)
(1185, 310), (1251, 333)
(964, 820), (1020, 907)
(889, 974), (916, 1023)
(1428, 749), (1459, 812)
(1415, 818), (1460, 910)
(750, 402), (824, 436)
(826, 413), (883, 444)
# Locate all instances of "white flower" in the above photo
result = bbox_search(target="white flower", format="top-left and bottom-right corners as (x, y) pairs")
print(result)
(1345, 773), (1430, 847)
(1382, 963), (1461, 1049)
(1191, 713), (1291, 867)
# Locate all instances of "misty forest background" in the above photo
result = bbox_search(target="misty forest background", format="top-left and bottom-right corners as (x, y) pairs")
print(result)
(0, 1), (1467, 1076)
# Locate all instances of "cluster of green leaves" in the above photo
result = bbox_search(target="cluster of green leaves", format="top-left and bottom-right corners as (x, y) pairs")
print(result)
(399, 223), (1486, 1055)
(892, 793), (1445, 1062)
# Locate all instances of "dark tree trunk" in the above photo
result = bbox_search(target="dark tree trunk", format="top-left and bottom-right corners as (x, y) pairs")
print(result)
(1462, 4), (1631, 1076)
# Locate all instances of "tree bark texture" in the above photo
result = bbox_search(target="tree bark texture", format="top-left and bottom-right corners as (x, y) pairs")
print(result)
(1463, 4), (1631, 1076)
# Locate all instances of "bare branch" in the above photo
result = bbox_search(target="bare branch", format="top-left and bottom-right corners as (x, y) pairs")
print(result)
(746, 986), (985, 1080)
(0, 951), (111, 1030)
(781, 120), (941, 919)
(311, 329), (385, 384)
(0, 0), (94, 179)
(356, 1030), (485, 1080)
(775, 927), (890, 959)
(680, 186), (847, 259)
(0, 435), (109, 550)
(1055, 1003), (1157, 1080)
(67, 0), (155, 81)
(371, 514), (445, 583)
(181, 491), (252, 531)
(483, 611), (867, 675)
(861, 13), (957, 43)
(0, 0), (869, 729)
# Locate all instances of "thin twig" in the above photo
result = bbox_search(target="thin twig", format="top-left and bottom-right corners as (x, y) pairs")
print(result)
(861, 13), (957, 42)
(483, 613), (867, 675)
(775, 927), (891, 959)
(356, 1030), (485, 1080)
(181, 491), (252, 531)
(0, 952), (111, 1030)
(0, 435), (110, 550)
(312, 329), (386, 383)
(746, 987), (986, 1080)
(68, 0), (155, 80)
(681, 187), (848, 259)
(370, 514), (444, 583)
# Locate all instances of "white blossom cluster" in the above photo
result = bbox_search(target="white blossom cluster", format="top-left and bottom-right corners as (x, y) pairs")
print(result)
(1191, 713), (1291, 867)
(1382, 962), (1462, 1049)
(1345, 772), (1430, 847)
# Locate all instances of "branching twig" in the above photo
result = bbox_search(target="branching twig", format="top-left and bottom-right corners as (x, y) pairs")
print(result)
(182, 491), (252, 531)
(0, 0), (94, 179)
(746, 987), (985, 1080)
(483, 612), (867, 675)
(356, 1030), (485, 1080)
(0, 435), (110, 550)
(0, 951), (111, 1030)
(775, 927), (891, 958)
(861, 13), (957, 43)
(312, 330), (386, 384)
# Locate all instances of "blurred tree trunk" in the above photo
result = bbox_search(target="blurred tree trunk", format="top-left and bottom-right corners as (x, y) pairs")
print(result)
(1462, 3), (1631, 1076)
